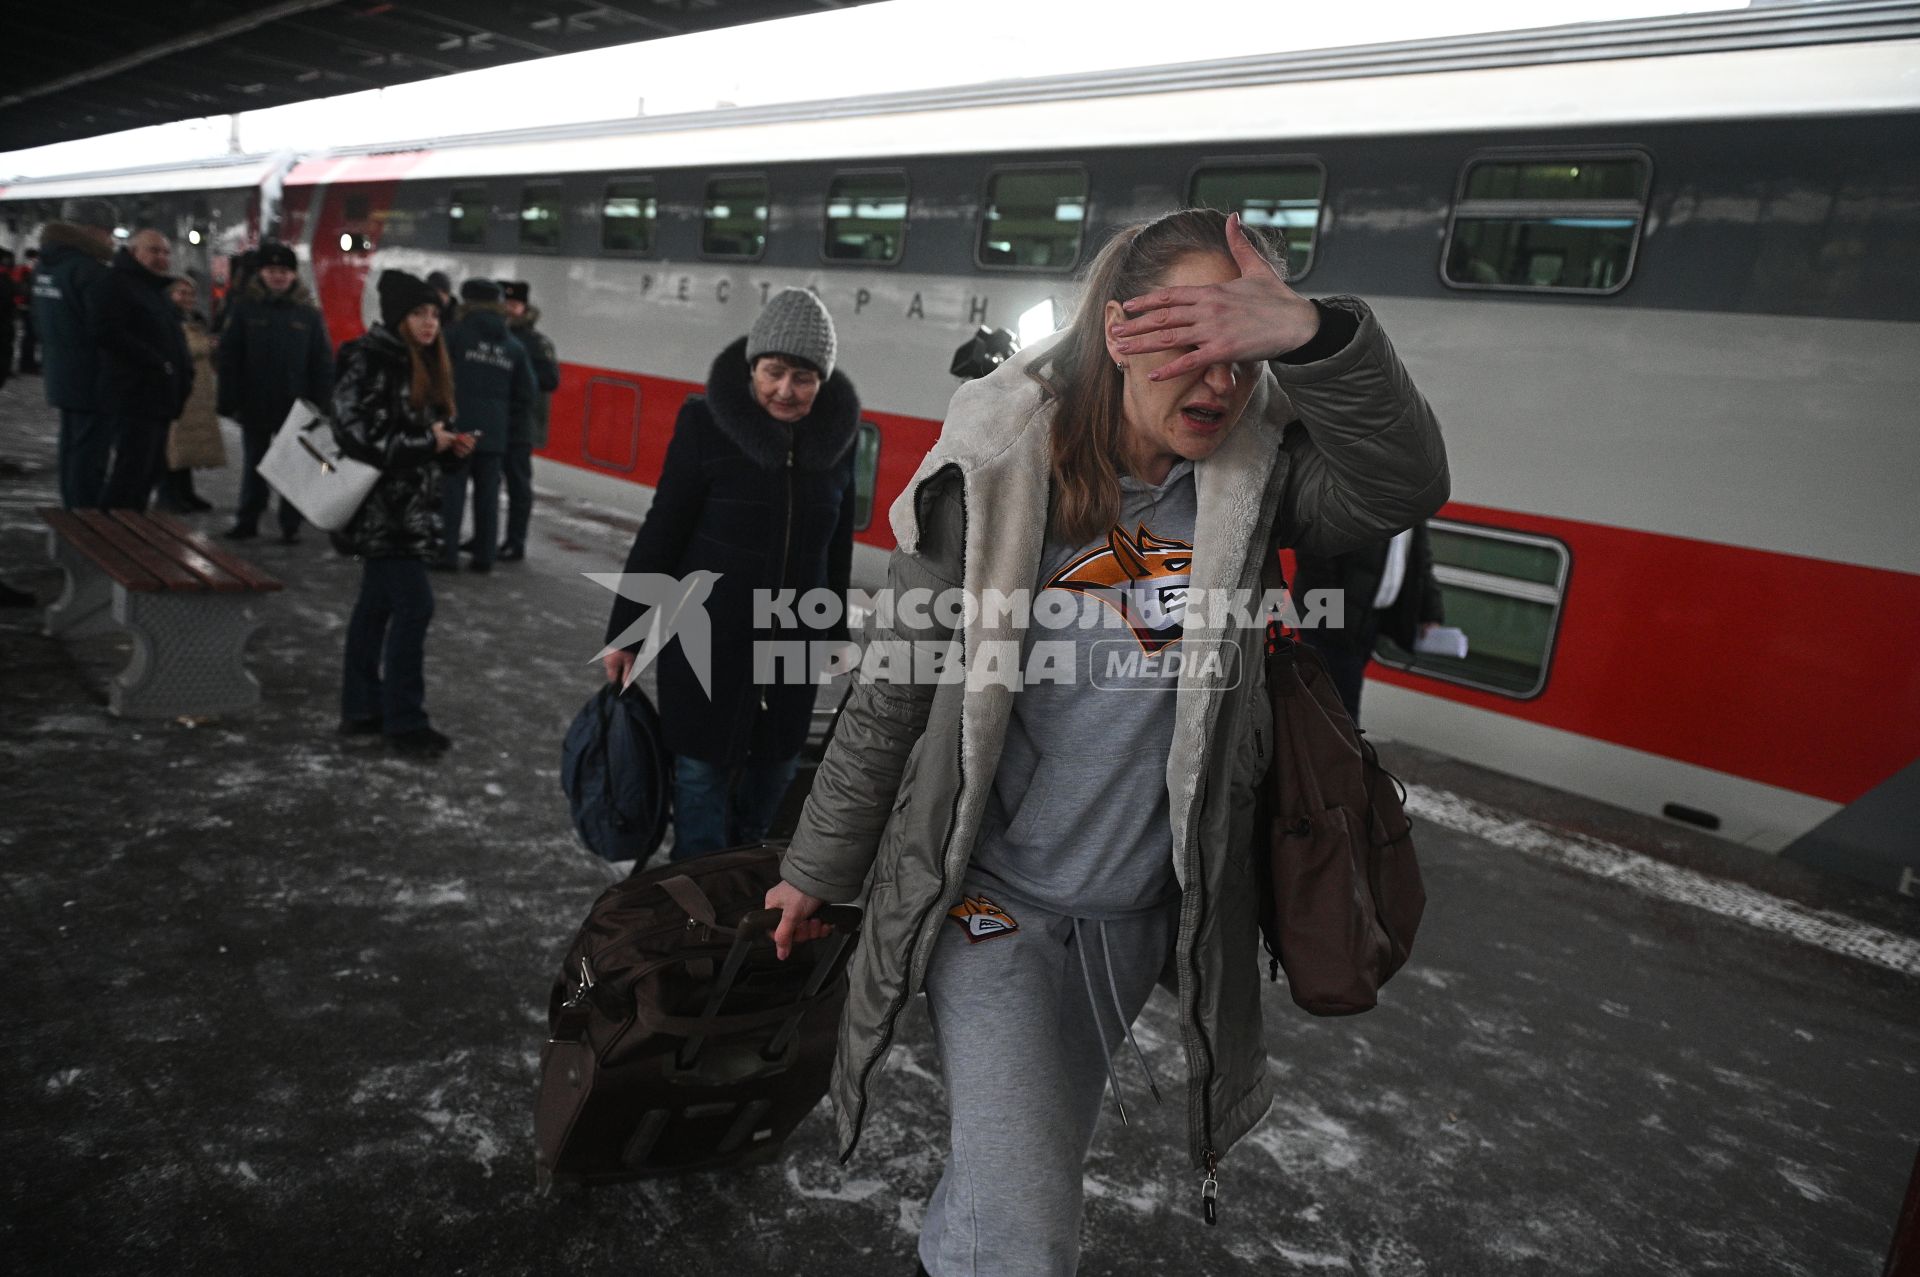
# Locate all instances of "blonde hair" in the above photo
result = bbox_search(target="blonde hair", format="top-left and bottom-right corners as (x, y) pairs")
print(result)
(1029, 208), (1285, 545)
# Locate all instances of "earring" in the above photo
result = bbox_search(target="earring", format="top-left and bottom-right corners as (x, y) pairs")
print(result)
(1115, 361), (1126, 372)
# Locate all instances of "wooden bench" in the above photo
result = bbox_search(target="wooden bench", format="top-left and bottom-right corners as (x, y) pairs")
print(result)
(39, 508), (284, 719)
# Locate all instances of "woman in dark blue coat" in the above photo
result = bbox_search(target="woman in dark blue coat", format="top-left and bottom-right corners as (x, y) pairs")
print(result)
(603, 288), (859, 858)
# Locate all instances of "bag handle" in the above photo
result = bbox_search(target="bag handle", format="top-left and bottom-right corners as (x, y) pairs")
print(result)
(657, 873), (716, 927)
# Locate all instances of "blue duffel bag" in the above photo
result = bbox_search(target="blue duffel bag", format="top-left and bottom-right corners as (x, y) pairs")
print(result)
(561, 683), (672, 864)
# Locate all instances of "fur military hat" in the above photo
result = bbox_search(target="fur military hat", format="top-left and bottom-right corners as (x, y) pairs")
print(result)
(256, 240), (298, 271)
(459, 278), (501, 302)
(500, 280), (530, 304)
(377, 269), (440, 332)
(746, 287), (836, 378)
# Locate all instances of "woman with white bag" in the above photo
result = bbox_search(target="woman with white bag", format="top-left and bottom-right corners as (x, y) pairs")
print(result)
(332, 269), (475, 757)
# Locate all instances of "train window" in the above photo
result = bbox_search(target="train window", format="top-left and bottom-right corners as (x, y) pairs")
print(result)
(1371, 520), (1570, 699)
(824, 173), (907, 264)
(1443, 153), (1650, 294)
(448, 185), (488, 248)
(977, 168), (1087, 271)
(1188, 163), (1324, 278)
(852, 421), (882, 531)
(519, 184), (563, 251)
(702, 175), (769, 260)
(602, 180), (656, 254)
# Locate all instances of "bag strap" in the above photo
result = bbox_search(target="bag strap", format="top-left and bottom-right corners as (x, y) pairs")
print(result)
(1258, 543), (1331, 815)
(657, 874), (717, 927)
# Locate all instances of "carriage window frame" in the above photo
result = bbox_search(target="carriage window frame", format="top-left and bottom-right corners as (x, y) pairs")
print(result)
(600, 178), (658, 256)
(1185, 156), (1327, 281)
(701, 173), (770, 262)
(447, 184), (489, 248)
(1441, 148), (1652, 296)
(518, 182), (564, 252)
(1369, 518), (1571, 701)
(822, 169), (909, 267)
(974, 164), (1090, 274)
(852, 421), (883, 531)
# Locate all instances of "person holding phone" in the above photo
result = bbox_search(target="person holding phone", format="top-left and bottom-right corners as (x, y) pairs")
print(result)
(332, 269), (474, 757)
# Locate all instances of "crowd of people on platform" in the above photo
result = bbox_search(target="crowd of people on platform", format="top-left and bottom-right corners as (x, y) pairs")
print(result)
(5, 196), (565, 752)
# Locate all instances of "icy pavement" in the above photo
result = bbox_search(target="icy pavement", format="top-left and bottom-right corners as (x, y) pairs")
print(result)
(1, 378), (1916, 1276)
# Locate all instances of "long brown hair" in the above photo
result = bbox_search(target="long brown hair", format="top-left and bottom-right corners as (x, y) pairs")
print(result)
(403, 321), (456, 420)
(1030, 208), (1285, 545)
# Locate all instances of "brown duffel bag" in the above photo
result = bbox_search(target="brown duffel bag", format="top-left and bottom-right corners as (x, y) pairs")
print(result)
(534, 843), (860, 1192)
(1256, 554), (1426, 1016)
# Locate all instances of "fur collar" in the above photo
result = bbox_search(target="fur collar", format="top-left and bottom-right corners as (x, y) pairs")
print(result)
(508, 305), (542, 330)
(39, 221), (112, 262)
(244, 276), (316, 307)
(705, 335), (860, 473)
(889, 331), (1296, 893)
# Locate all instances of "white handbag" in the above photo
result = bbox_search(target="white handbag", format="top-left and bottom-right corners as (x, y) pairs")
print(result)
(258, 398), (381, 532)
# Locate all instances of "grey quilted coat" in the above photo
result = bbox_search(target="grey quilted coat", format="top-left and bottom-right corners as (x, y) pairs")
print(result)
(782, 297), (1450, 1174)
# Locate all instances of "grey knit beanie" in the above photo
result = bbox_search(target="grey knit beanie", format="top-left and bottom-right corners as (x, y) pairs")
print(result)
(746, 287), (836, 378)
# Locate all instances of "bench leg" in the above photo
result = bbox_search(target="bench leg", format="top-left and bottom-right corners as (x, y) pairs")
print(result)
(44, 529), (117, 639)
(110, 588), (267, 719)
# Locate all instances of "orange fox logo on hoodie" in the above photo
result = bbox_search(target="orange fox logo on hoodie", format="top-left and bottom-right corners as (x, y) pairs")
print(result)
(947, 895), (1019, 942)
(1047, 523), (1193, 653)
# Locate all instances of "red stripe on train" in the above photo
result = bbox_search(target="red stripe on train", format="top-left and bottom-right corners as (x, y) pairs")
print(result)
(542, 371), (1919, 808)
(1362, 503), (1920, 806)
(538, 360), (938, 543)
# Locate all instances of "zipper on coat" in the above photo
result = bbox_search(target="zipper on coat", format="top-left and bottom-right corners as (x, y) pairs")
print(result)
(1200, 1147), (1220, 1225)
(1184, 771), (1222, 1215)
(760, 438), (796, 715)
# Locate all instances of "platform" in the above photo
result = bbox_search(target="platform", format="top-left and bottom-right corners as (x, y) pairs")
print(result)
(1, 378), (1915, 1275)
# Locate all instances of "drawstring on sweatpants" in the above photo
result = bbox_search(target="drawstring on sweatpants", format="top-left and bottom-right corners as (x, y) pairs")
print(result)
(1071, 917), (1162, 1126)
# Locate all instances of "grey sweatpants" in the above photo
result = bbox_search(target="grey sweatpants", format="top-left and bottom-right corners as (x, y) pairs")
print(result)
(918, 888), (1179, 1277)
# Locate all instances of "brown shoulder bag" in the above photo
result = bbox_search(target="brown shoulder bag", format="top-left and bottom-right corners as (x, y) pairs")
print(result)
(1255, 550), (1426, 1015)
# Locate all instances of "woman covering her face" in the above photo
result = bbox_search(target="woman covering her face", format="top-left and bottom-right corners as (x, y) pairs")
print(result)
(765, 209), (1450, 1277)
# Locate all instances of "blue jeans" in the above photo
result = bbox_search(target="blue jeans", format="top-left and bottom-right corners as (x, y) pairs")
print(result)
(237, 425), (303, 536)
(502, 443), (533, 553)
(341, 557), (435, 734)
(58, 410), (114, 509)
(671, 755), (800, 860)
(439, 453), (503, 567)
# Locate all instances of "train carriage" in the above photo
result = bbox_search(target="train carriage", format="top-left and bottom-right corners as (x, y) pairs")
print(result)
(5, 3), (1917, 874)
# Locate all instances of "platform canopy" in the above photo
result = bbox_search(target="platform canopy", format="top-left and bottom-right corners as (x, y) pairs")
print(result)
(0, 0), (878, 152)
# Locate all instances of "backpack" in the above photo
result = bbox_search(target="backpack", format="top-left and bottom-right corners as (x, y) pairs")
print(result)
(560, 683), (672, 863)
(1256, 551), (1426, 1016)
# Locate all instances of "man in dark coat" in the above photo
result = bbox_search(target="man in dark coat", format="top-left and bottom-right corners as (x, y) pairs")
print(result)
(499, 280), (560, 561)
(438, 278), (534, 573)
(32, 199), (118, 508)
(602, 288), (860, 858)
(89, 229), (191, 511)
(1294, 523), (1447, 723)
(218, 240), (333, 542)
